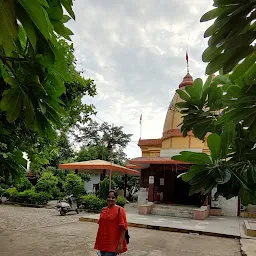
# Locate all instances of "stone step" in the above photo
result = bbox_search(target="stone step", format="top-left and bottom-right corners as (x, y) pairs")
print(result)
(151, 205), (198, 218)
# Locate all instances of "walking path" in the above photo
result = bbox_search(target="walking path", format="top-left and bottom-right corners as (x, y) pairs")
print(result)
(80, 205), (256, 240)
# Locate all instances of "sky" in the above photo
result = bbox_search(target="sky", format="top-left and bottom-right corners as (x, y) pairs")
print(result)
(67, 0), (213, 159)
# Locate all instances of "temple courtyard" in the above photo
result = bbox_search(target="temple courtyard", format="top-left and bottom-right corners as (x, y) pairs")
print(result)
(1, 205), (256, 256)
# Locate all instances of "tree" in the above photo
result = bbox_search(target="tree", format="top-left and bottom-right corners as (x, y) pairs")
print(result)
(35, 171), (60, 199)
(113, 175), (140, 200)
(0, 1), (77, 181)
(76, 120), (132, 150)
(75, 120), (132, 165)
(64, 173), (84, 198)
(172, 0), (256, 205)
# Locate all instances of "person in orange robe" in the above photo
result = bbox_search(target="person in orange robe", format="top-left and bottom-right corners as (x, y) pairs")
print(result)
(94, 190), (128, 256)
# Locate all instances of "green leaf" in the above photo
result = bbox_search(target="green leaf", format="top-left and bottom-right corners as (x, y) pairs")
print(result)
(0, 0), (18, 54)
(38, 0), (49, 7)
(18, 0), (54, 41)
(62, 15), (71, 23)
(230, 52), (256, 82)
(178, 165), (206, 182)
(201, 7), (229, 22)
(172, 151), (211, 165)
(207, 133), (221, 161)
(60, 0), (75, 20)
(52, 20), (73, 40)
(18, 25), (27, 49)
(0, 88), (23, 123)
(16, 5), (37, 50)
(48, 2), (63, 21)
(176, 89), (190, 101)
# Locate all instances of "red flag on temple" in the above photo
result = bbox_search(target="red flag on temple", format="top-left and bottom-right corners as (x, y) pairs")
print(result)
(186, 51), (188, 63)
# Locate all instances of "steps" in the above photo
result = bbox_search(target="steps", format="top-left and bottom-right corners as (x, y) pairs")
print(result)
(151, 204), (199, 218)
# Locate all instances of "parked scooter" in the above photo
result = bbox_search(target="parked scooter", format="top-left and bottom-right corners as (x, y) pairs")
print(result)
(56, 195), (79, 216)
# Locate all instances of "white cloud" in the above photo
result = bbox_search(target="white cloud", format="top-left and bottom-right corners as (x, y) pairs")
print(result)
(68, 0), (213, 158)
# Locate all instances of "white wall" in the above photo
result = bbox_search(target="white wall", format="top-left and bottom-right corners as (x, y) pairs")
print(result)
(211, 188), (238, 216)
(84, 174), (101, 193)
(219, 196), (238, 216)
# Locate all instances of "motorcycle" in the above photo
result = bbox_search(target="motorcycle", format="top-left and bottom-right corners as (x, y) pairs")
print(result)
(56, 195), (79, 216)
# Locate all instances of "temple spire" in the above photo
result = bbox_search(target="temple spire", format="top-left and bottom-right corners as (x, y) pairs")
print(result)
(186, 51), (189, 73)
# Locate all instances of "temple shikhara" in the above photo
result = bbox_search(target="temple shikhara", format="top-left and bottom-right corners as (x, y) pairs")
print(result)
(128, 65), (239, 219)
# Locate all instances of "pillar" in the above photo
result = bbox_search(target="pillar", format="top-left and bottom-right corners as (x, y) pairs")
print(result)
(148, 175), (154, 202)
(124, 174), (128, 198)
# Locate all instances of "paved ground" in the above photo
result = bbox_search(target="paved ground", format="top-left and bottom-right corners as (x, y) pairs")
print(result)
(0, 205), (242, 256)
(81, 211), (242, 237)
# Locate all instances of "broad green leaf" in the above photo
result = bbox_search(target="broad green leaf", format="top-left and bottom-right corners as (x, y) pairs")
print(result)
(176, 89), (190, 101)
(178, 165), (206, 182)
(230, 52), (256, 82)
(62, 15), (71, 23)
(201, 7), (228, 22)
(38, 0), (49, 7)
(244, 63), (256, 85)
(60, 0), (75, 20)
(220, 123), (236, 157)
(48, 2), (63, 21)
(0, 0), (17, 54)
(52, 20), (73, 40)
(18, 25), (26, 49)
(18, 0), (54, 41)
(202, 45), (224, 63)
(16, 5), (37, 50)
(172, 151), (211, 165)
(207, 133), (221, 161)
(23, 96), (35, 128)
(1, 88), (23, 123)
(204, 16), (231, 38)
(223, 46), (254, 74)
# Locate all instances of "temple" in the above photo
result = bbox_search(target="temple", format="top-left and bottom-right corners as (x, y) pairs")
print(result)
(127, 66), (239, 219)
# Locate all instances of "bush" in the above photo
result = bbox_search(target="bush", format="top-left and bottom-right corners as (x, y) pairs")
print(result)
(5, 189), (51, 205)
(4, 187), (18, 198)
(16, 177), (32, 192)
(117, 196), (126, 207)
(98, 176), (116, 200)
(64, 173), (84, 198)
(35, 172), (60, 199)
(80, 194), (107, 212)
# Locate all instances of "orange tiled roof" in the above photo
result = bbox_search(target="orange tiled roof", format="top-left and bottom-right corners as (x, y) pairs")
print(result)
(129, 157), (191, 165)
(138, 138), (162, 146)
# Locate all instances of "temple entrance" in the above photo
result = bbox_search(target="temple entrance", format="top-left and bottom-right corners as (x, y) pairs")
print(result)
(162, 169), (201, 206)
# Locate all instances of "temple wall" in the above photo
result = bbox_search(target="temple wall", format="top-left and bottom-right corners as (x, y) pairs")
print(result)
(162, 138), (171, 149)
(171, 137), (189, 148)
(190, 137), (204, 148)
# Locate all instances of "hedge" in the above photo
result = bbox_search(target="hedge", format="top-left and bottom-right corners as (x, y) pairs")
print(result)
(79, 194), (126, 212)
(3, 188), (51, 205)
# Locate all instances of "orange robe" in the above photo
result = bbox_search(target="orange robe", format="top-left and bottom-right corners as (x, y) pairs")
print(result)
(94, 205), (128, 253)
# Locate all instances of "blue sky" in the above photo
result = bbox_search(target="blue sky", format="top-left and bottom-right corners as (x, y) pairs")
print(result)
(68, 0), (213, 158)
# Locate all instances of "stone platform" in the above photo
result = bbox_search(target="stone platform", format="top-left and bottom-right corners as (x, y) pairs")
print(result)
(80, 211), (242, 238)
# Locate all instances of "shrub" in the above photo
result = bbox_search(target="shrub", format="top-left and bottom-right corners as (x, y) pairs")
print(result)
(16, 177), (32, 192)
(98, 176), (116, 200)
(35, 172), (60, 199)
(80, 194), (107, 212)
(64, 173), (84, 198)
(6, 189), (51, 205)
(4, 187), (18, 199)
(117, 196), (126, 207)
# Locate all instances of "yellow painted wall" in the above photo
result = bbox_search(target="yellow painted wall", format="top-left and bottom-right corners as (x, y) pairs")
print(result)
(172, 112), (183, 129)
(190, 137), (204, 148)
(171, 136), (189, 148)
(162, 138), (171, 149)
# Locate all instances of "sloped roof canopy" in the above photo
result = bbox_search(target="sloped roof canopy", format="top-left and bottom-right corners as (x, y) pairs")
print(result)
(59, 159), (140, 176)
